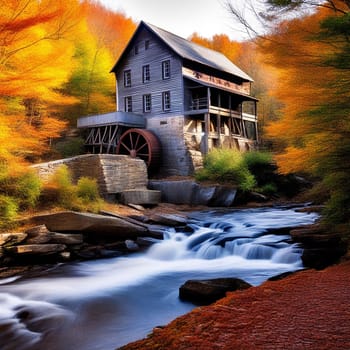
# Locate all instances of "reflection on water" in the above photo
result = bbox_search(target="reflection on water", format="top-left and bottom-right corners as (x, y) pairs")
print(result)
(0, 207), (318, 350)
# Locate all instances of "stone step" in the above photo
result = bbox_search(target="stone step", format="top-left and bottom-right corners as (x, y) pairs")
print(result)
(118, 189), (161, 205)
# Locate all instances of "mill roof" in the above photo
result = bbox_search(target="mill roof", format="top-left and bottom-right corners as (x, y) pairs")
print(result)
(111, 21), (253, 82)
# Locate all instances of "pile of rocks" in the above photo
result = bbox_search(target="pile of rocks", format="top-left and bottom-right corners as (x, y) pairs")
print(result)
(0, 210), (186, 266)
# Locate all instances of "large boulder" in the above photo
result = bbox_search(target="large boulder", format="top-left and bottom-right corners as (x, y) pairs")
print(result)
(179, 278), (252, 305)
(290, 225), (347, 269)
(30, 211), (148, 240)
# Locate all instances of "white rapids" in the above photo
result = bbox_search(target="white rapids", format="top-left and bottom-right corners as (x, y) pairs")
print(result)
(0, 206), (318, 350)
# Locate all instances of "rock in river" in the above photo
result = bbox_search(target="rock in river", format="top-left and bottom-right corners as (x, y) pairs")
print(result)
(30, 211), (148, 240)
(179, 278), (252, 305)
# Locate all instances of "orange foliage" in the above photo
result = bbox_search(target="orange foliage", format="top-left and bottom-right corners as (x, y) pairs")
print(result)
(0, 0), (79, 99)
(83, 1), (136, 59)
(189, 33), (242, 63)
(0, 0), (82, 165)
(261, 5), (346, 173)
(0, 0), (137, 165)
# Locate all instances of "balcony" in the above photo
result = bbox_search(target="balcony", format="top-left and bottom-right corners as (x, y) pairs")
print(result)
(190, 97), (208, 110)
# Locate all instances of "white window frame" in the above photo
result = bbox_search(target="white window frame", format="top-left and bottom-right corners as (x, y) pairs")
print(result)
(162, 91), (171, 111)
(124, 96), (132, 112)
(162, 60), (170, 80)
(142, 65), (150, 83)
(143, 94), (151, 112)
(124, 70), (131, 87)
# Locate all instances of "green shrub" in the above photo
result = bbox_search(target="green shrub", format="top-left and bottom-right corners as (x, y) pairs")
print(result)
(259, 183), (278, 196)
(76, 177), (102, 212)
(0, 165), (41, 230)
(0, 195), (18, 229)
(77, 177), (100, 202)
(242, 151), (276, 187)
(43, 165), (102, 213)
(49, 165), (76, 209)
(195, 148), (256, 191)
(14, 171), (42, 208)
(243, 151), (273, 169)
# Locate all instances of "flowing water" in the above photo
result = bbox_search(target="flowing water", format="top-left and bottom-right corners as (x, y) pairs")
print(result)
(0, 206), (318, 350)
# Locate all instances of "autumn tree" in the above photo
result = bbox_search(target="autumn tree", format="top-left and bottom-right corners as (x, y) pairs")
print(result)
(83, 1), (136, 57)
(0, 0), (83, 162)
(0, 0), (83, 226)
(60, 2), (136, 123)
(228, 0), (350, 225)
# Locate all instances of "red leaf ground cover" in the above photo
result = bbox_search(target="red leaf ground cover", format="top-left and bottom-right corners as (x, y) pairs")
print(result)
(119, 260), (350, 350)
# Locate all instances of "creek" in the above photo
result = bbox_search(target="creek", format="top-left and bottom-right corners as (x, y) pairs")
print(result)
(0, 206), (318, 350)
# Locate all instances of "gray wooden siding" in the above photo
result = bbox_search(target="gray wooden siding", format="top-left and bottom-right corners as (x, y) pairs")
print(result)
(116, 28), (184, 118)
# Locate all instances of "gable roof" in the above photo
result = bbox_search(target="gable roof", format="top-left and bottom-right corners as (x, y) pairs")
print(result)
(111, 21), (253, 82)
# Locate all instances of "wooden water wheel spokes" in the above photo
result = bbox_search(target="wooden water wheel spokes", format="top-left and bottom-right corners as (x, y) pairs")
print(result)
(116, 128), (161, 170)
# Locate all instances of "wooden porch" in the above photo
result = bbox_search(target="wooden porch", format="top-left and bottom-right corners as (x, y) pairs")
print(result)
(184, 84), (258, 154)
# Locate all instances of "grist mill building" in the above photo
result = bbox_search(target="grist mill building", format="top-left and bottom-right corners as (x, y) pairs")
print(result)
(77, 21), (258, 176)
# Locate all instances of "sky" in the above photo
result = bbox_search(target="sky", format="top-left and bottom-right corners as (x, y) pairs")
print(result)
(99, 0), (253, 41)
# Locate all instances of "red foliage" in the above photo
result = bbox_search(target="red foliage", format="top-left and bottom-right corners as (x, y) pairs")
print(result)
(120, 261), (350, 350)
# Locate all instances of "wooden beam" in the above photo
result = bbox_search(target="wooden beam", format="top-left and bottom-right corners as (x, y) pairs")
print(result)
(217, 93), (221, 147)
(204, 112), (209, 154)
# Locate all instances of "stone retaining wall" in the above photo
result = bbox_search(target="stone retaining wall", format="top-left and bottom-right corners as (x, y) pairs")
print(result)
(148, 180), (237, 206)
(32, 154), (148, 197)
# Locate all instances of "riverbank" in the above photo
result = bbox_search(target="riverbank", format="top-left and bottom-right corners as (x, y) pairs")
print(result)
(119, 258), (350, 350)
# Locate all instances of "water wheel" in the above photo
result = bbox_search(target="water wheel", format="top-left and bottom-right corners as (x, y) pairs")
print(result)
(116, 128), (161, 171)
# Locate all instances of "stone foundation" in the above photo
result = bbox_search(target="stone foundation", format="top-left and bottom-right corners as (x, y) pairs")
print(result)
(147, 115), (196, 176)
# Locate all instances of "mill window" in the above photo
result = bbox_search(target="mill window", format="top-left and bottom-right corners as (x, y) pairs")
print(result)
(123, 70), (131, 87)
(162, 60), (170, 79)
(124, 96), (132, 112)
(143, 94), (152, 112)
(162, 91), (171, 111)
(142, 65), (150, 83)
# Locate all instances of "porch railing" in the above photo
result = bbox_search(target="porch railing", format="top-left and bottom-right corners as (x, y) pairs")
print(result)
(190, 97), (208, 110)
